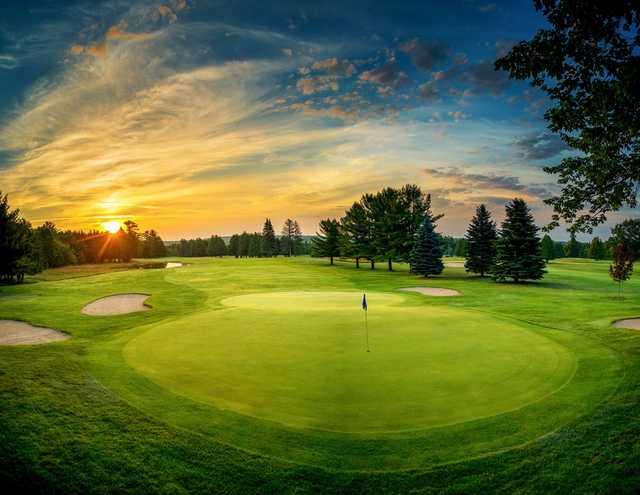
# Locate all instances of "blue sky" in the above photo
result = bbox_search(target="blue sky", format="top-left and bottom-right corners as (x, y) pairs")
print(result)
(0, 0), (613, 240)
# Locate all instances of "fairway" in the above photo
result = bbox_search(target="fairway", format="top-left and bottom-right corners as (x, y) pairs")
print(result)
(124, 291), (576, 432)
(1, 257), (635, 489)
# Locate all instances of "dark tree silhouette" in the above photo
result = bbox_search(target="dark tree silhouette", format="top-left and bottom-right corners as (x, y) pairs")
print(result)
(261, 218), (277, 257)
(340, 202), (371, 268)
(496, 1), (640, 233)
(312, 218), (341, 265)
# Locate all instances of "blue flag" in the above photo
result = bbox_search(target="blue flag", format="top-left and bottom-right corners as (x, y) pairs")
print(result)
(362, 293), (367, 311)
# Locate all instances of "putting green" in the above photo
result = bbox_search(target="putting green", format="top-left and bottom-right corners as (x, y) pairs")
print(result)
(124, 290), (576, 433)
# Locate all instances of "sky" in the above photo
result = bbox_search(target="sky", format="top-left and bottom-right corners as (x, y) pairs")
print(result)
(0, 0), (622, 240)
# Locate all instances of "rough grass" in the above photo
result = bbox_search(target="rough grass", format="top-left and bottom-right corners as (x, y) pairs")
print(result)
(1, 257), (639, 493)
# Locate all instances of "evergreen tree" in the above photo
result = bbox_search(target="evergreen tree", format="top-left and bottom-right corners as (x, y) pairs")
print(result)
(398, 185), (441, 261)
(238, 232), (250, 257)
(281, 219), (301, 256)
(553, 241), (565, 259)
(564, 233), (581, 257)
(340, 202), (370, 268)
(464, 204), (497, 277)
(362, 188), (406, 271)
(311, 218), (341, 265)
(0, 192), (34, 283)
(610, 241), (634, 298)
(248, 233), (261, 257)
(261, 219), (277, 257)
(122, 220), (140, 262)
(540, 234), (555, 262)
(410, 216), (443, 277)
(229, 235), (240, 257)
(454, 238), (468, 257)
(492, 198), (546, 283)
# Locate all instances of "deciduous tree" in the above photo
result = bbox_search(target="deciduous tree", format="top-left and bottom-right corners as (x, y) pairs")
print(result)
(496, 1), (640, 233)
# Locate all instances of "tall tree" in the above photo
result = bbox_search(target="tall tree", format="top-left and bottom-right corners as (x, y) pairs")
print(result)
(492, 198), (546, 283)
(540, 234), (556, 262)
(610, 241), (634, 298)
(340, 202), (370, 268)
(496, 2), (640, 233)
(311, 219), (341, 265)
(410, 216), (443, 277)
(553, 240), (565, 259)
(464, 204), (497, 277)
(564, 233), (581, 257)
(588, 237), (607, 260)
(261, 219), (277, 257)
(363, 188), (406, 271)
(281, 219), (302, 256)
(228, 235), (240, 257)
(611, 219), (640, 259)
(248, 233), (262, 257)
(122, 220), (140, 262)
(0, 193), (33, 283)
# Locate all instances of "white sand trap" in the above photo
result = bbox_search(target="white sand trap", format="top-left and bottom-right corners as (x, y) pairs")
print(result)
(0, 320), (69, 345)
(82, 293), (151, 316)
(400, 287), (462, 297)
(165, 262), (182, 268)
(613, 318), (640, 330)
(444, 261), (465, 268)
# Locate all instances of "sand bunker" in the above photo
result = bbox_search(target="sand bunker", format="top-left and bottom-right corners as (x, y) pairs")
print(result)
(0, 320), (69, 345)
(165, 262), (183, 268)
(400, 287), (462, 297)
(613, 318), (640, 330)
(82, 293), (151, 316)
(444, 261), (465, 268)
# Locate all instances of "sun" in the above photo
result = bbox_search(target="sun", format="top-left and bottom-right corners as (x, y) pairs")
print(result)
(102, 221), (122, 234)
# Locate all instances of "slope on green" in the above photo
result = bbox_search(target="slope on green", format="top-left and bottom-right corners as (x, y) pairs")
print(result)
(124, 291), (576, 433)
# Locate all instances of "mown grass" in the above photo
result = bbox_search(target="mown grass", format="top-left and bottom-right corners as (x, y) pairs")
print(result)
(1, 257), (640, 493)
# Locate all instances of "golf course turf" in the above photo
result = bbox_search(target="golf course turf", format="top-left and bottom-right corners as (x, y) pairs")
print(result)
(2, 257), (640, 492)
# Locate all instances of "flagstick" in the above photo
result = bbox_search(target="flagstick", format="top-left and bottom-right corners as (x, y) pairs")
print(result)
(365, 307), (370, 352)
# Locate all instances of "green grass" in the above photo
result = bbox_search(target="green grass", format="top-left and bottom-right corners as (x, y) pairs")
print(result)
(1, 256), (640, 493)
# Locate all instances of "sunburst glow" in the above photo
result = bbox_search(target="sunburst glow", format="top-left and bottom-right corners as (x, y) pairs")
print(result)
(102, 221), (122, 234)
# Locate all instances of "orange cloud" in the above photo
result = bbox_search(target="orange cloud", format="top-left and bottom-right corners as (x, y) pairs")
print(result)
(70, 24), (158, 58)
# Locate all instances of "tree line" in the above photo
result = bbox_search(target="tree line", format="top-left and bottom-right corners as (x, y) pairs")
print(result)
(0, 193), (167, 283)
(313, 185), (640, 288)
(168, 218), (311, 258)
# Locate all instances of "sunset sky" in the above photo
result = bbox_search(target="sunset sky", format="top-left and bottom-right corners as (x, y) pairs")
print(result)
(0, 0), (618, 240)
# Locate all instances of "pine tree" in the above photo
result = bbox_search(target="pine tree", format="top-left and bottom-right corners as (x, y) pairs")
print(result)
(610, 241), (634, 298)
(564, 233), (581, 257)
(340, 202), (370, 268)
(464, 204), (497, 277)
(540, 234), (555, 262)
(261, 218), (277, 257)
(281, 219), (301, 256)
(0, 192), (33, 283)
(588, 237), (606, 260)
(410, 216), (443, 277)
(311, 219), (341, 265)
(492, 198), (546, 283)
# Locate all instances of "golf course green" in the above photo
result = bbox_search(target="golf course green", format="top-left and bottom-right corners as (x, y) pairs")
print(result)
(1, 256), (639, 492)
